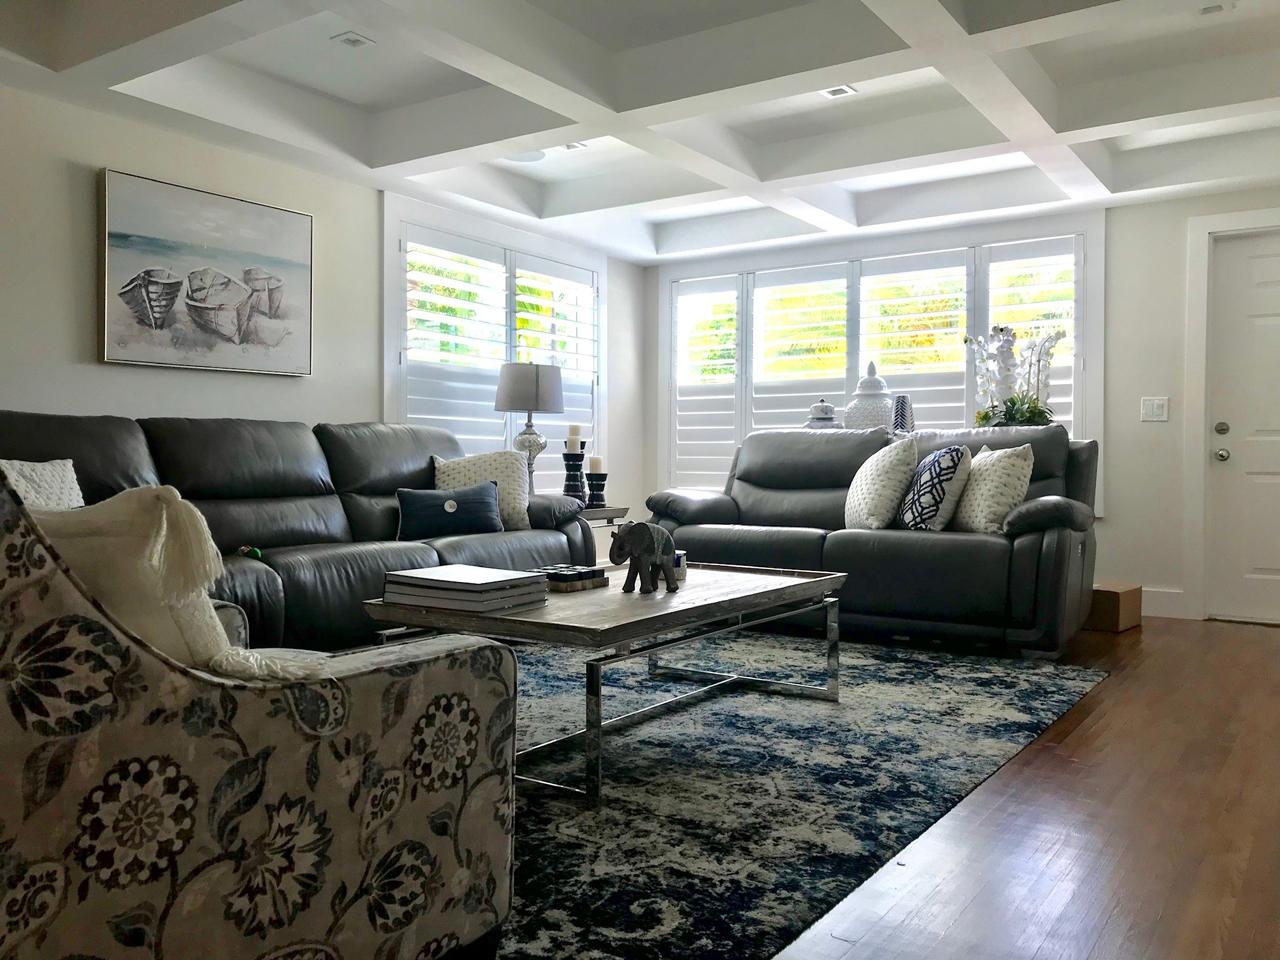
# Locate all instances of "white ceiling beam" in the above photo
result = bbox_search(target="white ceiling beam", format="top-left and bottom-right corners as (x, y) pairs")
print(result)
(1107, 126), (1280, 193)
(785, 185), (860, 228)
(853, 165), (1066, 226)
(860, 0), (1110, 201)
(367, 86), (583, 173)
(612, 0), (911, 119)
(1055, 48), (1280, 136)
(115, 55), (368, 158)
(542, 171), (729, 220)
(410, 166), (544, 217)
(655, 207), (821, 256)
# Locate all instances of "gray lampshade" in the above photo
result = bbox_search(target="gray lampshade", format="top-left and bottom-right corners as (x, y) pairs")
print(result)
(494, 362), (564, 414)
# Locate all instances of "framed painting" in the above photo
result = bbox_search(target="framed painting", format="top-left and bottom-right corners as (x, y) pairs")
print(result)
(102, 170), (313, 376)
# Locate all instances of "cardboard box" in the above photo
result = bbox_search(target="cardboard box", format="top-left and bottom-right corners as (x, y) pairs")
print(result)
(1084, 582), (1142, 632)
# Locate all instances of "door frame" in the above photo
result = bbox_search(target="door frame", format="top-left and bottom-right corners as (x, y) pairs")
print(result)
(1184, 207), (1280, 620)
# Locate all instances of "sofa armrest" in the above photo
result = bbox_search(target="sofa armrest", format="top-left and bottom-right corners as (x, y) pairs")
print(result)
(1003, 496), (1095, 537)
(213, 599), (250, 649)
(646, 488), (739, 525)
(527, 492), (584, 529)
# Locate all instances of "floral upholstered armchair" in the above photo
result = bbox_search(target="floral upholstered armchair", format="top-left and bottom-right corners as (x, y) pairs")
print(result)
(0, 475), (515, 960)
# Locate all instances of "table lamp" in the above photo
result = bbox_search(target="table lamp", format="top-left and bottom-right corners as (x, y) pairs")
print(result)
(495, 362), (564, 484)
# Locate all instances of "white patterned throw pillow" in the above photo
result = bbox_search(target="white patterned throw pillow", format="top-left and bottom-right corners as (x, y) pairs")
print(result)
(951, 443), (1035, 534)
(0, 458), (84, 511)
(897, 444), (972, 531)
(433, 451), (531, 531)
(844, 436), (917, 529)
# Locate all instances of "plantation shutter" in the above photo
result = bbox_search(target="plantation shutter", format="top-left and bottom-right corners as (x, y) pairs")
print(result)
(513, 253), (598, 494)
(750, 264), (849, 431)
(984, 237), (1077, 433)
(403, 229), (508, 455)
(673, 276), (740, 489)
(858, 251), (968, 429)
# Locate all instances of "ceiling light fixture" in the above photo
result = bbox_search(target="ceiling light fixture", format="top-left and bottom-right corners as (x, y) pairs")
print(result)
(819, 84), (857, 99)
(330, 30), (375, 48)
(1199, 1), (1236, 13)
(563, 142), (587, 151)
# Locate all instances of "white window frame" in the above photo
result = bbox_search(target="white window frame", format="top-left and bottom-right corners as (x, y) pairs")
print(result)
(657, 210), (1105, 512)
(383, 192), (609, 467)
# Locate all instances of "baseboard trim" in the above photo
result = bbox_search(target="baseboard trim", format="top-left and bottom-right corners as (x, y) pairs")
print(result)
(1141, 587), (1198, 620)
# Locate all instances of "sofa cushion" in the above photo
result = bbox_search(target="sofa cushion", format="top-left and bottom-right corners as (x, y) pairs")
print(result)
(141, 418), (351, 551)
(315, 422), (465, 541)
(912, 425), (1068, 500)
(211, 555), (286, 648)
(259, 541), (442, 651)
(731, 428), (889, 529)
(823, 528), (1011, 622)
(0, 410), (159, 503)
(427, 529), (573, 570)
(844, 436), (916, 530)
(671, 524), (828, 571)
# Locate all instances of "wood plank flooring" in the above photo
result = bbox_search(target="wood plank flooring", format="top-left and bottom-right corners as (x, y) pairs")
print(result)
(777, 617), (1280, 960)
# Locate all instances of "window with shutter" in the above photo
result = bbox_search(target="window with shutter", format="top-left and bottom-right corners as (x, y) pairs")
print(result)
(751, 265), (848, 432)
(673, 276), (740, 489)
(401, 227), (600, 472)
(984, 238), (1077, 433)
(858, 254), (968, 429)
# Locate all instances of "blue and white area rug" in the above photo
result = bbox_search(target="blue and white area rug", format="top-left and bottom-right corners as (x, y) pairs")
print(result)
(504, 632), (1105, 960)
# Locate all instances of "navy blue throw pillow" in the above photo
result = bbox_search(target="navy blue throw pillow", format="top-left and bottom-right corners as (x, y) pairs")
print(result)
(396, 482), (503, 540)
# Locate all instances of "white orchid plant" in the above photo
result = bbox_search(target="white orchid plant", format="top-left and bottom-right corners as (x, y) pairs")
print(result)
(964, 326), (1065, 426)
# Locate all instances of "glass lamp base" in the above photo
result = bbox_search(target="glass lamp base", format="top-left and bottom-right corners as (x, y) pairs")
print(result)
(512, 422), (546, 484)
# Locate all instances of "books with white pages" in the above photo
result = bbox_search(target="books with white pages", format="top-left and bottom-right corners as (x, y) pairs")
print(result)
(385, 565), (546, 593)
(382, 585), (547, 613)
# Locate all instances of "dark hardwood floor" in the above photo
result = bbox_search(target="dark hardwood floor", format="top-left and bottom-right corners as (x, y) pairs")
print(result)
(777, 617), (1280, 960)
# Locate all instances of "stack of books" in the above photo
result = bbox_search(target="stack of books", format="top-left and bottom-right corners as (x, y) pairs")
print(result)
(382, 564), (548, 613)
(529, 564), (609, 593)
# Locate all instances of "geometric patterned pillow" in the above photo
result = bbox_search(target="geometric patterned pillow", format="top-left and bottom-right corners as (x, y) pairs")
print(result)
(897, 444), (972, 531)
(432, 450), (531, 531)
(844, 436), (917, 530)
(950, 443), (1035, 534)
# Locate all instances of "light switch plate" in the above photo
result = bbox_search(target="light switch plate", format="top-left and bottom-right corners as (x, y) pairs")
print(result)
(1140, 397), (1169, 422)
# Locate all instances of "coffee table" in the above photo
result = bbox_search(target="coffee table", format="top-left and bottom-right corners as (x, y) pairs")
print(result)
(364, 562), (847, 804)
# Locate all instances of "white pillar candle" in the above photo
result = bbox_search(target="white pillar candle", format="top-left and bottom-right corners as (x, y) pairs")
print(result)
(566, 437), (583, 453)
(566, 424), (582, 438)
(588, 455), (604, 472)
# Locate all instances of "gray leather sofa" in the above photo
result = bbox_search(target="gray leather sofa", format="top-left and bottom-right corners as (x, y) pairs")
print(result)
(0, 410), (593, 651)
(648, 425), (1097, 655)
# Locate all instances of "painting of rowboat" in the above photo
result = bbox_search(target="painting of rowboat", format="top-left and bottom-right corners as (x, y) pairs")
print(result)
(103, 170), (312, 375)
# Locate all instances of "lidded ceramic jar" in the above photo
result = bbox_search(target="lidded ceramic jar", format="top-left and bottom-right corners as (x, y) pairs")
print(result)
(804, 397), (840, 429)
(843, 362), (894, 430)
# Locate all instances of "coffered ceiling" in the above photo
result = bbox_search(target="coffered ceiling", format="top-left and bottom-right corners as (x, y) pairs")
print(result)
(3, 0), (1279, 262)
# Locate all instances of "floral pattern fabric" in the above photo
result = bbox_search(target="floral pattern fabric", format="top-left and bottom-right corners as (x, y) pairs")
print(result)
(0, 475), (515, 960)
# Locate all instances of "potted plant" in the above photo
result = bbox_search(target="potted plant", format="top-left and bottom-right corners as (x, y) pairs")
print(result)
(965, 326), (1064, 427)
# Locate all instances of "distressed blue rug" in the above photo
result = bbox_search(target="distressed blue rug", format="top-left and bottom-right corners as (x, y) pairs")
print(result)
(503, 632), (1104, 960)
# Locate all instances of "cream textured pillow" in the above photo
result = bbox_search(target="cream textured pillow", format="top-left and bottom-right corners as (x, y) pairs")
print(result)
(433, 451), (531, 531)
(31, 487), (322, 680)
(951, 443), (1035, 534)
(844, 436), (917, 529)
(0, 458), (84, 511)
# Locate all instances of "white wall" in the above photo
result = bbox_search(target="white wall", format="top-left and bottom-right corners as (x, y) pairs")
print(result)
(0, 84), (383, 423)
(1096, 184), (1280, 616)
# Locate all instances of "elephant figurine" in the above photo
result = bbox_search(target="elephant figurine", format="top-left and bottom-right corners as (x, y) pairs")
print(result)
(609, 520), (679, 594)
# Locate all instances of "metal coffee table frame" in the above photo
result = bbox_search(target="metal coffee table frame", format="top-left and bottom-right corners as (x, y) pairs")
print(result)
(515, 595), (840, 805)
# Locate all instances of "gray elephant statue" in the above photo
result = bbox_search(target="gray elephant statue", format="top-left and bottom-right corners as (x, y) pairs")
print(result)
(609, 520), (679, 594)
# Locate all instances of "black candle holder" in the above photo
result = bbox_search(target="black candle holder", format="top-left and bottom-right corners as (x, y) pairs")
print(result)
(562, 450), (586, 501)
(584, 471), (607, 508)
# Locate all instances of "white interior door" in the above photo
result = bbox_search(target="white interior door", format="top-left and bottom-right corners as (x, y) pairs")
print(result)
(1206, 229), (1280, 623)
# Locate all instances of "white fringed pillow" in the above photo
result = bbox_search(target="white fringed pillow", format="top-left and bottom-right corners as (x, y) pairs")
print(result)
(844, 436), (917, 529)
(0, 458), (84, 511)
(950, 444), (1035, 534)
(32, 487), (323, 680)
(433, 451), (531, 531)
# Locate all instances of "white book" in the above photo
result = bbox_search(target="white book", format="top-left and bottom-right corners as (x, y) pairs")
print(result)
(382, 588), (548, 613)
(385, 564), (546, 593)
(383, 582), (548, 604)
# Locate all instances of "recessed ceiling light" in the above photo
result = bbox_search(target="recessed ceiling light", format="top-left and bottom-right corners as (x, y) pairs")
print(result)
(505, 150), (547, 163)
(1199, 2), (1236, 13)
(819, 84), (857, 99)
(330, 30), (375, 49)
(563, 142), (588, 151)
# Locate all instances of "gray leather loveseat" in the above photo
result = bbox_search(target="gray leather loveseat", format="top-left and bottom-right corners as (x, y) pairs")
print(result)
(648, 425), (1097, 655)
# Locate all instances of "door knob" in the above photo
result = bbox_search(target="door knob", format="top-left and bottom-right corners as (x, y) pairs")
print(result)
(1215, 448), (1231, 462)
